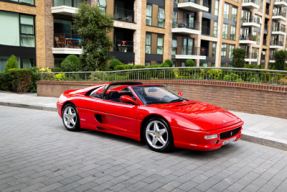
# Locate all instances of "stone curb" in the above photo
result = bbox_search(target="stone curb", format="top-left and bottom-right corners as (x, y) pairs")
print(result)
(0, 102), (286, 151)
(0, 102), (57, 112)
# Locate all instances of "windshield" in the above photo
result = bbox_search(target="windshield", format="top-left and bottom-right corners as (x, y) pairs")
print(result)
(132, 86), (187, 105)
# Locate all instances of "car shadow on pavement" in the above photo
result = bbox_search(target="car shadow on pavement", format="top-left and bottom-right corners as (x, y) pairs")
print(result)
(75, 128), (242, 159)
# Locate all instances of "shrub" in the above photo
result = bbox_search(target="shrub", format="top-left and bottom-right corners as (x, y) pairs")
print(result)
(38, 67), (55, 80)
(0, 72), (11, 91)
(274, 50), (287, 70)
(61, 55), (81, 72)
(29, 67), (40, 93)
(186, 59), (195, 67)
(110, 59), (124, 70)
(161, 63), (170, 67)
(133, 65), (145, 69)
(55, 73), (67, 81)
(51, 67), (63, 72)
(89, 72), (108, 81)
(207, 69), (222, 80)
(4, 55), (19, 72)
(232, 48), (245, 68)
(164, 59), (173, 67)
(8, 69), (33, 93)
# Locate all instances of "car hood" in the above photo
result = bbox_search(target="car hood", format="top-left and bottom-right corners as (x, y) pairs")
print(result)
(150, 101), (241, 131)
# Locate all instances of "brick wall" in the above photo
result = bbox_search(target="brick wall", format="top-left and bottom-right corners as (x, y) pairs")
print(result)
(37, 80), (287, 119)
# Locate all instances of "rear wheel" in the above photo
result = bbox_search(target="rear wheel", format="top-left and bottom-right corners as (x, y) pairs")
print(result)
(62, 104), (80, 131)
(144, 118), (173, 152)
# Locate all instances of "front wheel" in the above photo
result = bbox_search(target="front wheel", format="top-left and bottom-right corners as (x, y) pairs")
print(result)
(62, 104), (80, 131)
(144, 118), (173, 152)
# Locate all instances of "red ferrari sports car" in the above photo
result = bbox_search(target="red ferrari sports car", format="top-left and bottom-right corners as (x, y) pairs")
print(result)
(57, 82), (244, 152)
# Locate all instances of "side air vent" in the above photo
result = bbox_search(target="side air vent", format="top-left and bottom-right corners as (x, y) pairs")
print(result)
(94, 114), (102, 123)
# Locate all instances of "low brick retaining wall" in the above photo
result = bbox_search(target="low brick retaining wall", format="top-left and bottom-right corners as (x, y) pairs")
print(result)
(37, 80), (287, 119)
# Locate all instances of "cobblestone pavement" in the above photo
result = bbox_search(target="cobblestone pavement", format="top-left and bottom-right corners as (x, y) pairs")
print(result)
(1, 106), (287, 192)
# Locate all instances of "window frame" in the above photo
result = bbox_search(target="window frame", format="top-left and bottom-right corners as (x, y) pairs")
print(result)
(224, 3), (229, 19)
(145, 33), (152, 54)
(229, 44), (235, 58)
(146, 4), (153, 26)
(157, 34), (164, 55)
(222, 24), (228, 39)
(158, 7), (165, 28)
(1, 0), (35, 6)
(221, 44), (227, 58)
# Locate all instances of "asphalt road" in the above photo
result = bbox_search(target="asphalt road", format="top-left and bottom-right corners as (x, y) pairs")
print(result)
(1, 106), (287, 192)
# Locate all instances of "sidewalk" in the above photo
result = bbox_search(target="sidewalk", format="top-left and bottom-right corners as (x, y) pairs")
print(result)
(1, 91), (287, 150)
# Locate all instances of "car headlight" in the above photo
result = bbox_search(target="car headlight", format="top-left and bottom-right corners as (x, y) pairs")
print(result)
(204, 134), (218, 140)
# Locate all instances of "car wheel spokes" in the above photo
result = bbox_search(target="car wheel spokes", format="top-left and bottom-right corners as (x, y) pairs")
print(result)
(146, 121), (168, 149)
(63, 106), (77, 129)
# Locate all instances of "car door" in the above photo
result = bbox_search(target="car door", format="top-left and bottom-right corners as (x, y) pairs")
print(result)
(94, 98), (138, 134)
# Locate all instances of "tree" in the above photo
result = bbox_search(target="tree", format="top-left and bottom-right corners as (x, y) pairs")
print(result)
(5, 55), (19, 72)
(232, 48), (245, 68)
(61, 55), (81, 72)
(186, 59), (195, 67)
(73, 2), (114, 71)
(274, 50), (287, 70)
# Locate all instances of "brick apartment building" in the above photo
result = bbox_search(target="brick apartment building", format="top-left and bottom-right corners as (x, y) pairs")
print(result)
(0, 0), (287, 71)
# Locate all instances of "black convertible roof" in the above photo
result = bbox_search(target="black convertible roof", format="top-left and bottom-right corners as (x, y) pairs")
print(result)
(109, 82), (142, 85)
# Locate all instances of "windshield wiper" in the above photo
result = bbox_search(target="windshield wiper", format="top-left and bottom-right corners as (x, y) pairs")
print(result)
(169, 98), (185, 103)
(146, 101), (166, 105)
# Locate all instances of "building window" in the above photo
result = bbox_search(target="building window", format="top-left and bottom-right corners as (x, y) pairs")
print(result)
(98, 0), (107, 14)
(230, 26), (236, 40)
(224, 3), (229, 19)
(229, 45), (235, 58)
(145, 62), (151, 66)
(5, 0), (35, 6)
(212, 42), (216, 57)
(23, 58), (35, 68)
(221, 63), (226, 67)
(213, 22), (217, 37)
(183, 38), (193, 55)
(172, 38), (177, 55)
(173, 11), (178, 28)
(157, 35), (164, 54)
(232, 7), (237, 21)
(222, 24), (228, 39)
(181, 62), (186, 67)
(158, 8), (165, 28)
(221, 44), (227, 58)
(0, 11), (35, 47)
(20, 15), (35, 47)
(200, 62), (208, 67)
(215, 0), (219, 16)
(145, 33), (151, 54)
(146, 5), (152, 26)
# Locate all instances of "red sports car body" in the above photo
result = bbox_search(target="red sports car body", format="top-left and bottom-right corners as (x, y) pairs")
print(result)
(57, 82), (244, 152)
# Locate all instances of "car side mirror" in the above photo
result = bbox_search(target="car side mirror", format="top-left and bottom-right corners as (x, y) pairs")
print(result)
(120, 95), (138, 105)
(178, 92), (183, 97)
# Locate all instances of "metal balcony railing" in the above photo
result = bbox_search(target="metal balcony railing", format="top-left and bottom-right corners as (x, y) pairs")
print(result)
(240, 35), (256, 41)
(246, 52), (258, 59)
(173, 18), (200, 30)
(53, 0), (82, 7)
(201, 26), (210, 35)
(243, 0), (259, 3)
(273, 12), (287, 17)
(272, 26), (286, 32)
(181, 47), (206, 56)
(54, 33), (82, 48)
(275, 0), (287, 3)
(114, 7), (134, 22)
(270, 41), (284, 46)
(183, 0), (202, 5)
(114, 40), (133, 52)
(241, 17), (260, 24)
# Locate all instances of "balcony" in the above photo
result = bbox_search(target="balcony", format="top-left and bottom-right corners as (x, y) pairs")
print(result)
(272, 12), (286, 21)
(175, 47), (207, 60)
(245, 52), (258, 62)
(270, 41), (284, 49)
(114, 40), (133, 52)
(201, 26), (210, 36)
(114, 7), (134, 22)
(266, 9), (269, 15)
(176, 0), (209, 12)
(242, 0), (260, 10)
(51, 0), (82, 16)
(263, 39), (267, 45)
(52, 33), (82, 55)
(239, 35), (257, 44)
(241, 17), (260, 28)
(172, 19), (200, 35)
(272, 26), (286, 35)
(274, 0), (287, 7)
(269, 55), (275, 63)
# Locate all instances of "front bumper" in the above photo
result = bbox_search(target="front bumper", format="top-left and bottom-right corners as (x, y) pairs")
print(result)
(172, 122), (243, 151)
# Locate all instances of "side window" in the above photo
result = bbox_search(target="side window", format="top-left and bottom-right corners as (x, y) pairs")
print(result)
(89, 86), (107, 98)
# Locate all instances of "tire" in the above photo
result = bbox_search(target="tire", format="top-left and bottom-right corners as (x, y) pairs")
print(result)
(144, 118), (173, 152)
(62, 103), (81, 131)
